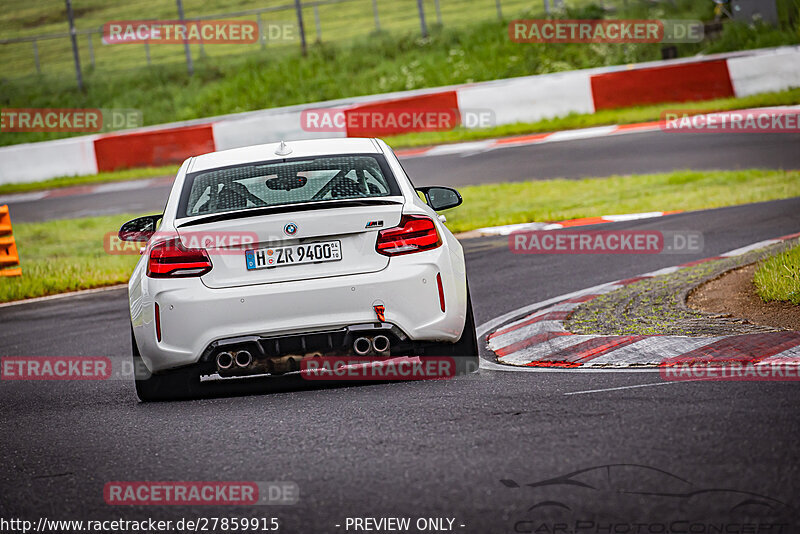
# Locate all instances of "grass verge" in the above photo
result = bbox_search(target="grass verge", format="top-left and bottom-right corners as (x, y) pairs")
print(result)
(0, 214), (139, 303)
(445, 169), (800, 233)
(1, 168), (798, 303)
(2, 89), (799, 195)
(754, 244), (800, 305)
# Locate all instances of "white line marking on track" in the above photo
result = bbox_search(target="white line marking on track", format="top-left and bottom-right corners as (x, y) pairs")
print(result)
(426, 141), (493, 156)
(478, 359), (662, 373)
(720, 239), (780, 257)
(563, 380), (700, 396)
(542, 126), (618, 143)
(0, 191), (48, 204)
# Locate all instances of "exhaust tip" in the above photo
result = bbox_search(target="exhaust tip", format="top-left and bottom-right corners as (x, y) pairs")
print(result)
(354, 337), (372, 356)
(217, 352), (234, 370)
(235, 350), (253, 368)
(373, 335), (390, 354)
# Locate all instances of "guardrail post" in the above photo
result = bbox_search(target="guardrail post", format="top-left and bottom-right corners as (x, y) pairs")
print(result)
(294, 0), (308, 56)
(313, 5), (322, 42)
(87, 32), (95, 68)
(0, 205), (21, 277)
(144, 40), (151, 65)
(258, 12), (266, 49)
(32, 39), (41, 75)
(495, 0), (503, 20)
(434, 0), (442, 25)
(416, 0), (429, 37)
(175, 0), (194, 75)
(65, 0), (84, 90)
(372, 0), (381, 32)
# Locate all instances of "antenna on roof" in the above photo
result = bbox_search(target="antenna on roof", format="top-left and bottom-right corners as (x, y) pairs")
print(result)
(275, 141), (292, 156)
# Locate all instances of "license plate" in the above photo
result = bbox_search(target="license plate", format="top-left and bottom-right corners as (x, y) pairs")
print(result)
(245, 240), (342, 270)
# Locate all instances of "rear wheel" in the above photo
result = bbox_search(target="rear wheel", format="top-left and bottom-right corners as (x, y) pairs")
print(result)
(422, 290), (479, 376)
(131, 327), (199, 402)
(449, 292), (480, 375)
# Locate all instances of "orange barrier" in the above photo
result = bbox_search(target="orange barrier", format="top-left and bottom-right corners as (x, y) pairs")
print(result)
(0, 205), (21, 277)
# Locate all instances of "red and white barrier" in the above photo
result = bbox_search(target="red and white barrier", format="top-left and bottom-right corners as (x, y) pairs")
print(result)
(590, 58), (735, 110)
(727, 47), (800, 97)
(1, 46), (798, 184)
(95, 124), (215, 172)
(458, 69), (596, 124)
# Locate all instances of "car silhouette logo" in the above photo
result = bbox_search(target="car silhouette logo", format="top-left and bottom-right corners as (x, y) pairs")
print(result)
(284, 223), (298, 236)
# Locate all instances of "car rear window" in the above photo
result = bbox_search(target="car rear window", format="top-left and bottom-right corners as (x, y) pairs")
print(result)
(178, 154), (401, 219)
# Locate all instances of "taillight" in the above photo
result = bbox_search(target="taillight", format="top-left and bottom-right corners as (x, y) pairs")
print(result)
(147, 238), (212, 278)
(376, 215), (442, 256)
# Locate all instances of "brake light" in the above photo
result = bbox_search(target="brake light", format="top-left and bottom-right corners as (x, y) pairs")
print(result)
(375, 215), (442, 256)
(147, 238), (212, 278)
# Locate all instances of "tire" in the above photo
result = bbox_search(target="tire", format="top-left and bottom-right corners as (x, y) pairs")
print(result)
(420, 289), (479, 376)
(131, 327), (199, 402)
(449, 291), (480, 375)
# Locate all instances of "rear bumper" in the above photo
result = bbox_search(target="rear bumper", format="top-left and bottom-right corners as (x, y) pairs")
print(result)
(131, 249), (467, 373)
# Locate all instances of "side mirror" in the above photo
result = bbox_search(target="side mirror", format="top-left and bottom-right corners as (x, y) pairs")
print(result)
(416, 186), (462, 211)
(119, 214), (162, 242)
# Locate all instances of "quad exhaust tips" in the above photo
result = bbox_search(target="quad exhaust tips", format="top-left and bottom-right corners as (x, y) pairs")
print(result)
(353, 335), (391, 356)
(216, 334), (393, 373)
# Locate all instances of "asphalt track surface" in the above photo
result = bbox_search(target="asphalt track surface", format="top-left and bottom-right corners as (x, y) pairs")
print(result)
(1, 197), (799, 531)
(6, 130), (800, 222)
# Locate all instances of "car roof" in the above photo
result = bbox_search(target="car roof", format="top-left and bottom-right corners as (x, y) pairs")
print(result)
(188, 138), (382, 173)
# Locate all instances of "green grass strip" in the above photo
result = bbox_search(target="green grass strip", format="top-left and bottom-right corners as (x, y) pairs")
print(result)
(754, 243), (800, 305)
(445, 169), (800, 233)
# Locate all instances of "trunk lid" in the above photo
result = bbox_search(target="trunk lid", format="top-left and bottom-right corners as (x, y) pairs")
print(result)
(176, 200), (403, 288)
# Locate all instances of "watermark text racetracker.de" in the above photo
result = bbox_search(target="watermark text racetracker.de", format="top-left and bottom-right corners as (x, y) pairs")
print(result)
(1, 356), (153, 381)
(103, 20), (257, 44)
(509, 19), (703, 43)
(661, 361), (800, 382)
(300, 107), (495, 135)
(103, 20), (297, 45)
(104, 481), (298, 506)
(1, 357), (111, 381)
(300, 356), (457, 381)
(509, 230), (703, 255)
(661, 108), (800, 133)
(105, 231), (260, 255)
(1, 108), (142, 132)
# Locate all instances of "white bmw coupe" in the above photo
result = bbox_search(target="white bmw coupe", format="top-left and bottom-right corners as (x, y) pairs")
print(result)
(121, 138), (478, 401)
